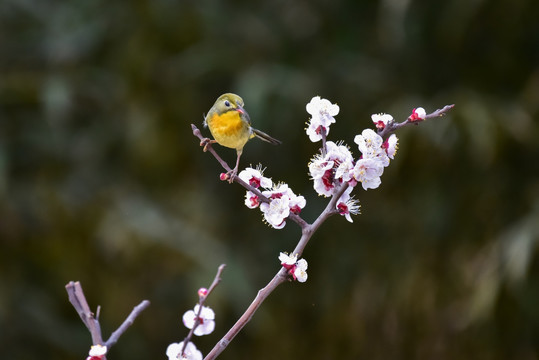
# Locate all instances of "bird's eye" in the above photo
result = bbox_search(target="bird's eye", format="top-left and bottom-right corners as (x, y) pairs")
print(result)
(224, 100), (231, 107)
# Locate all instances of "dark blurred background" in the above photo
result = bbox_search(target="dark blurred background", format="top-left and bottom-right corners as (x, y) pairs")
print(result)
(1, 0), (538, 359)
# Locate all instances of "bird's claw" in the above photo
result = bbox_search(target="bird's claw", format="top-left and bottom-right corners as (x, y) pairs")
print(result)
(200, 138), (215, 152)
(220, 169), (238, 183)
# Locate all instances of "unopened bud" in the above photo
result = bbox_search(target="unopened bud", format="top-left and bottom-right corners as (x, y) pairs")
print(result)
(198, 287), (208, 298)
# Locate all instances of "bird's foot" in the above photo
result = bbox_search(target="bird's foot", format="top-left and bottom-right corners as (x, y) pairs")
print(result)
(200, 138), (216, 152)
(220, 168), (238, 183)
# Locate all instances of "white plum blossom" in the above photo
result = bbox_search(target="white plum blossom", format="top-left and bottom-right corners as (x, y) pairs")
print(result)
(279, 252), (298, 266)
(182, 305), (215, 336)
(335, 186), (360, 222)
(327, 141), (354, 182)
(409, 107), (426, 122)
(166, 342), (203, 360)
(294, 259), (308, 283)
(259, 183), (305, 229)
(87, 345), (107, 360)
(371, 113), (393, 130)
(305, 96), (339, 142)
(352, 158), (384, 190)
(241, 166), (273, 209)
(240, 169), (306, 229)
(335, 156), (354, 182)
(309, 156), (335, 197)
(384, 134), (399, 159)
(308, 156), (334, 180)
(288, 191), (307, 215)
(354, 129), (389, 167)
(245, 190), (260, 209)
(238, 166), (272, 189)
(260, 196), (289, 229)
(354, 128), (382, 154)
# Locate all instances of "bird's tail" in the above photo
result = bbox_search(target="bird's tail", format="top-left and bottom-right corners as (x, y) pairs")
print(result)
(252, 128), (281, 145)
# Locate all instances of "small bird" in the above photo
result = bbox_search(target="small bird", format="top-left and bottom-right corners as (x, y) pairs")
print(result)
(203, 93), (281, 180)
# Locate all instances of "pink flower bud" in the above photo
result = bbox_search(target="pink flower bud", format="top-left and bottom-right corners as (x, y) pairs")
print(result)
(198, 287), (208, 298)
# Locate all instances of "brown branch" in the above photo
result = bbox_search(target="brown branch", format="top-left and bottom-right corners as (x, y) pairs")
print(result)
(202, 183), (348, 360)
(204, 268), (289, 360)
(192, 124), (233, 173)
(425, 104), (455, 119)
(105, 300), (151, 348)
(192, 121), (354, 359)
(204, 264), (226, 298)
(66, 281), (104, 346)
(66, 281), (150, 358)
(193, 101), (454, 360)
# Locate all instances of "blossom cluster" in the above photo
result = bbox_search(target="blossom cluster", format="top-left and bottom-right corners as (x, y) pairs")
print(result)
(166, 299), (216, 360)
(279, 252), (308, 282)
(305, 96), (419, 222)
(238, 98), (425, 225)
(240, 166), (306, 229)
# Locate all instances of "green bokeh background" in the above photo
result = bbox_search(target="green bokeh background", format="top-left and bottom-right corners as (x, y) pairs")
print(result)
(1, 0), (539, 359)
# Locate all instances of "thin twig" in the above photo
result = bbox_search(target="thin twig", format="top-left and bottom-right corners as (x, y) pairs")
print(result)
(65, 281), (104, 346)
(205, 264), (226, 298)
(425, 104), (455, 119)
(181, 265), (226, 357)
(378, 104), (455, 139)
(105, 300), (151, 348)
(66, 281), (150, 358)
(192, 125), (233, 173)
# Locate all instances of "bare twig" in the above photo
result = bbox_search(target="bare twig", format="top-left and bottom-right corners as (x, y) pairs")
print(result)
(425, 104), (455, 119)
(204, 264), (226, 298)
(66, 281), (104, 346)
(378, 104), (455, 139)
(66, 281), (150, 358)
(105, 300), (151, 348)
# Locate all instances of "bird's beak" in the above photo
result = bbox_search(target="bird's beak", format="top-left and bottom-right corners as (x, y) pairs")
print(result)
(236, 104), (246, 114)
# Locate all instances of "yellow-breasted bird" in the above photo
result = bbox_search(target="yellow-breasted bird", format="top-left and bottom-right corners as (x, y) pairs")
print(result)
(203, 93), (281, 180)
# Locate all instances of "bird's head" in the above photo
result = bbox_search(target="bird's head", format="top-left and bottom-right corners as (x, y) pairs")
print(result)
(213, 93), (246, 115)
